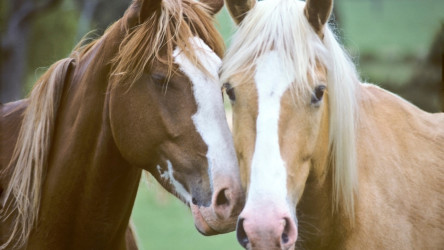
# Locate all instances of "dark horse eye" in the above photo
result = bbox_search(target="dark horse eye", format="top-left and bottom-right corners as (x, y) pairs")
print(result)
(224, 83), (236, 101)
(151, 73), (167, 86)
(311, 85), (326, 105)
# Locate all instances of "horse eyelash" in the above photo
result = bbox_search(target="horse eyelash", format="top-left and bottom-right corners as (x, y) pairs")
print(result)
(223, 83), (236, 101)
(151, 73), (167, 84)
(311, 85), (326, 105)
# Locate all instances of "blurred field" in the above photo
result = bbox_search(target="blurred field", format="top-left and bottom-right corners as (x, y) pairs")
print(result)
(338, 0), (443, 86)
(132, 177), (242, 250)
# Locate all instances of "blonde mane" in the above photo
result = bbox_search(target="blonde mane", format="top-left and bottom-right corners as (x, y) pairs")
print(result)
(1, 0), (223, 248)
(221, 0), (359, 219)
(1, 57), (75, 249)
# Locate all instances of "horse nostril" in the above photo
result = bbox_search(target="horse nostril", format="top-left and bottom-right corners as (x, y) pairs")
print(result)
(192, 197), (198, 205)
(281, 217), (290, 244)
(282, 232), (289, 244)
(213, 188), (234, 219)
(236, 218), (249, 248)
(216, 188), (229, 207)
(281, 217), (297, 247)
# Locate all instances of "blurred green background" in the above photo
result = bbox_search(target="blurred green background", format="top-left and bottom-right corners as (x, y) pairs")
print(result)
(1, 0), (443, 249)
(132, 175), (242, 250)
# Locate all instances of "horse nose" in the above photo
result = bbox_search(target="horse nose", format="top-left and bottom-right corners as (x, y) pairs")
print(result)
(236, 213), (297, 250)
(212, 186), (244, 220)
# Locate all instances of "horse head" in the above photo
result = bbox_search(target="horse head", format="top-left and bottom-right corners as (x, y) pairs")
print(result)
(108, 0), (243, 235)
(222, 0), (358, 248)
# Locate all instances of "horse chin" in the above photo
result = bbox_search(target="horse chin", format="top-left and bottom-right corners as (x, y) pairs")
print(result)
(190, 203), (237, 236)
(190, 204), (220, 236)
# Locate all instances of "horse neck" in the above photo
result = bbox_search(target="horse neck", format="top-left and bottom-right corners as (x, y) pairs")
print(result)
(296, 167), (353, 249)
(350, 84), (444, 248)
(299, 83), (444, 249)
(27, 23), (142, 248)
(356, 83), (444, 188)
(291, 158), (355, 250)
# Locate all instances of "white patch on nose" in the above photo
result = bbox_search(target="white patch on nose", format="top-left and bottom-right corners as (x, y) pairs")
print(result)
(157, 161), (191, 203)
(246, 51), (292, 208)
(172, 37), (239, 192)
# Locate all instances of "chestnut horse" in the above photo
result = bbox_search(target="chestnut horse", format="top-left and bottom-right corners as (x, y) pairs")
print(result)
(0, 0), (245, 249)
(221, 0), (444, 249)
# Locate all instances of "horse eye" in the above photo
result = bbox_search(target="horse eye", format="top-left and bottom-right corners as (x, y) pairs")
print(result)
(311, 85), (326, 105)
(224, 83), (236, 101)
(151, 73), (167, 86)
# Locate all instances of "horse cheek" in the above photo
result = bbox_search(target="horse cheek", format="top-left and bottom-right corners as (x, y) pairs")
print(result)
(109, 82), (162, 167)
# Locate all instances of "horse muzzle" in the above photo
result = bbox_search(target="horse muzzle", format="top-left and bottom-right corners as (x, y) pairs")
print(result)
(236, 207), (298, 250)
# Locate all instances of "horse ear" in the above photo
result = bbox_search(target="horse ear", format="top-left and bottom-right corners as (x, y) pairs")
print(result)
(304, 0), (333, 36)
(225, 0), (256, 25)
(123, 0), (162, 29)
(201, 0), (224, 15)
(139, 0), (162, 23)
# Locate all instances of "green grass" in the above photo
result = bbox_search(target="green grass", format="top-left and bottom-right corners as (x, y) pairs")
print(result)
(131, 178), (242, 250)
(357, 59), (415, 86)
(338, 0), (443, 55)
(25, 0), (79, 94)
(215, 8), (237, 47)
(337, 0), (444, 85)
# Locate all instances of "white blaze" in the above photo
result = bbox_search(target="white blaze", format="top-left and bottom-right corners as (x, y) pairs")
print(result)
(245, 51), (291, 209)
(168, 37), (238, 199)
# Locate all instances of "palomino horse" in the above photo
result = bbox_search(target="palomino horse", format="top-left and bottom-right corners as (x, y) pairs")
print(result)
(221, 0), (444, 249)
(0, 0), (245, 248)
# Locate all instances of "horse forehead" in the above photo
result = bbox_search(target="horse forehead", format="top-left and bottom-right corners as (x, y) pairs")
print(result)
(248, 51), (294, 125)
(313, 61), (328, 82)
(173, 37), (221, 79)
(255, 51), (292, 95)
(172, 36), (227, 140)
(172, 35), (237, 181)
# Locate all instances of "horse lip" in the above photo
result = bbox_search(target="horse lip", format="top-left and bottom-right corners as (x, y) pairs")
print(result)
(195, 225), (219, 236)
(190, 203), (220, 236)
